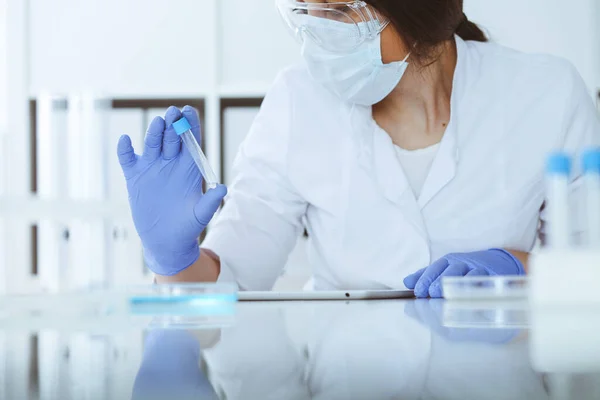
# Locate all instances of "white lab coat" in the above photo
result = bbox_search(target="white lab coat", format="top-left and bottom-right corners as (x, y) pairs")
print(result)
(203, 36), (600, 291)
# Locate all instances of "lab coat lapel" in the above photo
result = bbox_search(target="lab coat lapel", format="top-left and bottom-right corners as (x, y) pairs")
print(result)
(417, 129), (458, 209)
(373, 126), (428, 238)
(353, 105), (427, 238)
(371, 123), (410, 204)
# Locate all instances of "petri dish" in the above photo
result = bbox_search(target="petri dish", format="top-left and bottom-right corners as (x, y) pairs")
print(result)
(0, 283), (238, 330)
(442, 276), (528, 300)
(128, 283), (237, 315)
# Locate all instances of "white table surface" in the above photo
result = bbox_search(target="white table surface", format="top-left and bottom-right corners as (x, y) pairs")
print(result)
(1, 298), (600, 400)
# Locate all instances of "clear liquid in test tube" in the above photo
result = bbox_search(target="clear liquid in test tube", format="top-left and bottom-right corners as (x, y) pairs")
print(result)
(582, 148), (600, 248)
(546, 152), (571, 249)
(172, 117), (219, 189)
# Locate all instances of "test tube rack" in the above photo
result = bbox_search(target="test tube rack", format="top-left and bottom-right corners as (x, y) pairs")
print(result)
(530, 149), (600, 306)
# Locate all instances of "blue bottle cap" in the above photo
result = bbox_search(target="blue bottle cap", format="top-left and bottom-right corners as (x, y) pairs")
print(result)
(172, 117), (192, 136)
(546, 152), (571, 176)
(582, 148), (600, 174)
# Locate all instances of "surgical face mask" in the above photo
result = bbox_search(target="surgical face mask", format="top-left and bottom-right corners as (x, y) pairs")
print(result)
(300, 18), (410, 106)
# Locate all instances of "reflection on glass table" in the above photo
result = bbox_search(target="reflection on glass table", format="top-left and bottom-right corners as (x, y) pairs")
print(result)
(1, 300), (600, 399)
(203, 301), (546, 400)
(404, 299), (525, 344)
(133, 329), (218, 400)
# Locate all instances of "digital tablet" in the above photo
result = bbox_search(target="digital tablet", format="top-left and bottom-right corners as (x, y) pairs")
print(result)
(238, 289), (414, 302)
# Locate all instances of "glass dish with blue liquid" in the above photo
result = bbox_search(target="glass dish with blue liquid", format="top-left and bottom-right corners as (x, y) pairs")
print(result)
(128, 283), (238, 316)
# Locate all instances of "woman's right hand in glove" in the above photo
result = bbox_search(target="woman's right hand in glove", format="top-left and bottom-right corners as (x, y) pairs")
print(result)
(117, 105), (227, 276)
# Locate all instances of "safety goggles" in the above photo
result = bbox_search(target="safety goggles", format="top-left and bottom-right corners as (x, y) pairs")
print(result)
(275, 0), (390, 53)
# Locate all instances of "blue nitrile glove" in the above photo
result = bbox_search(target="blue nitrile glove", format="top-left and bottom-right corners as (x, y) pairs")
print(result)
(132, 329), (218, 400)
(404, 249), (526, 298)
(117, 105), (227, 276)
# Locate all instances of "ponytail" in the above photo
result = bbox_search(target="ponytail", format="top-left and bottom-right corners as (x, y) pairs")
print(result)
(456, 13), (488, 42)
(363, 1), (489, 62)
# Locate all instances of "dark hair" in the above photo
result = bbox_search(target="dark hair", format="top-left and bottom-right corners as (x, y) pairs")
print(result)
(364, 0), (488, 62)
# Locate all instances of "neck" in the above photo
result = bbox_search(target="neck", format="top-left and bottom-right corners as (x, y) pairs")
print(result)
(373, 39), (458, 150)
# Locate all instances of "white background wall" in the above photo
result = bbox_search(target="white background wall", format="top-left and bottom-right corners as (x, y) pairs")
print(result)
(0, 0), (7, 131)
(466, 0), (600, 97)
(13, 0), (600, 98)
(27, 0), (300, 97)
(0, 0), (9, 297)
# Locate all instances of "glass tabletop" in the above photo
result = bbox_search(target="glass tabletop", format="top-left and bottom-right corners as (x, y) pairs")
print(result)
(1, 299), (599, 400)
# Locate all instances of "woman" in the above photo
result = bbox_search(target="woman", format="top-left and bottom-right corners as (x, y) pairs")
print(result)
(116, 0), (600, 297)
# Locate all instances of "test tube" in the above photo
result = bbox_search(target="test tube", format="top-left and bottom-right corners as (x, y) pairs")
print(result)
(172, 117), (219, 189)
(582, 148), (600, 248)
(546, 152), (571, 249)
